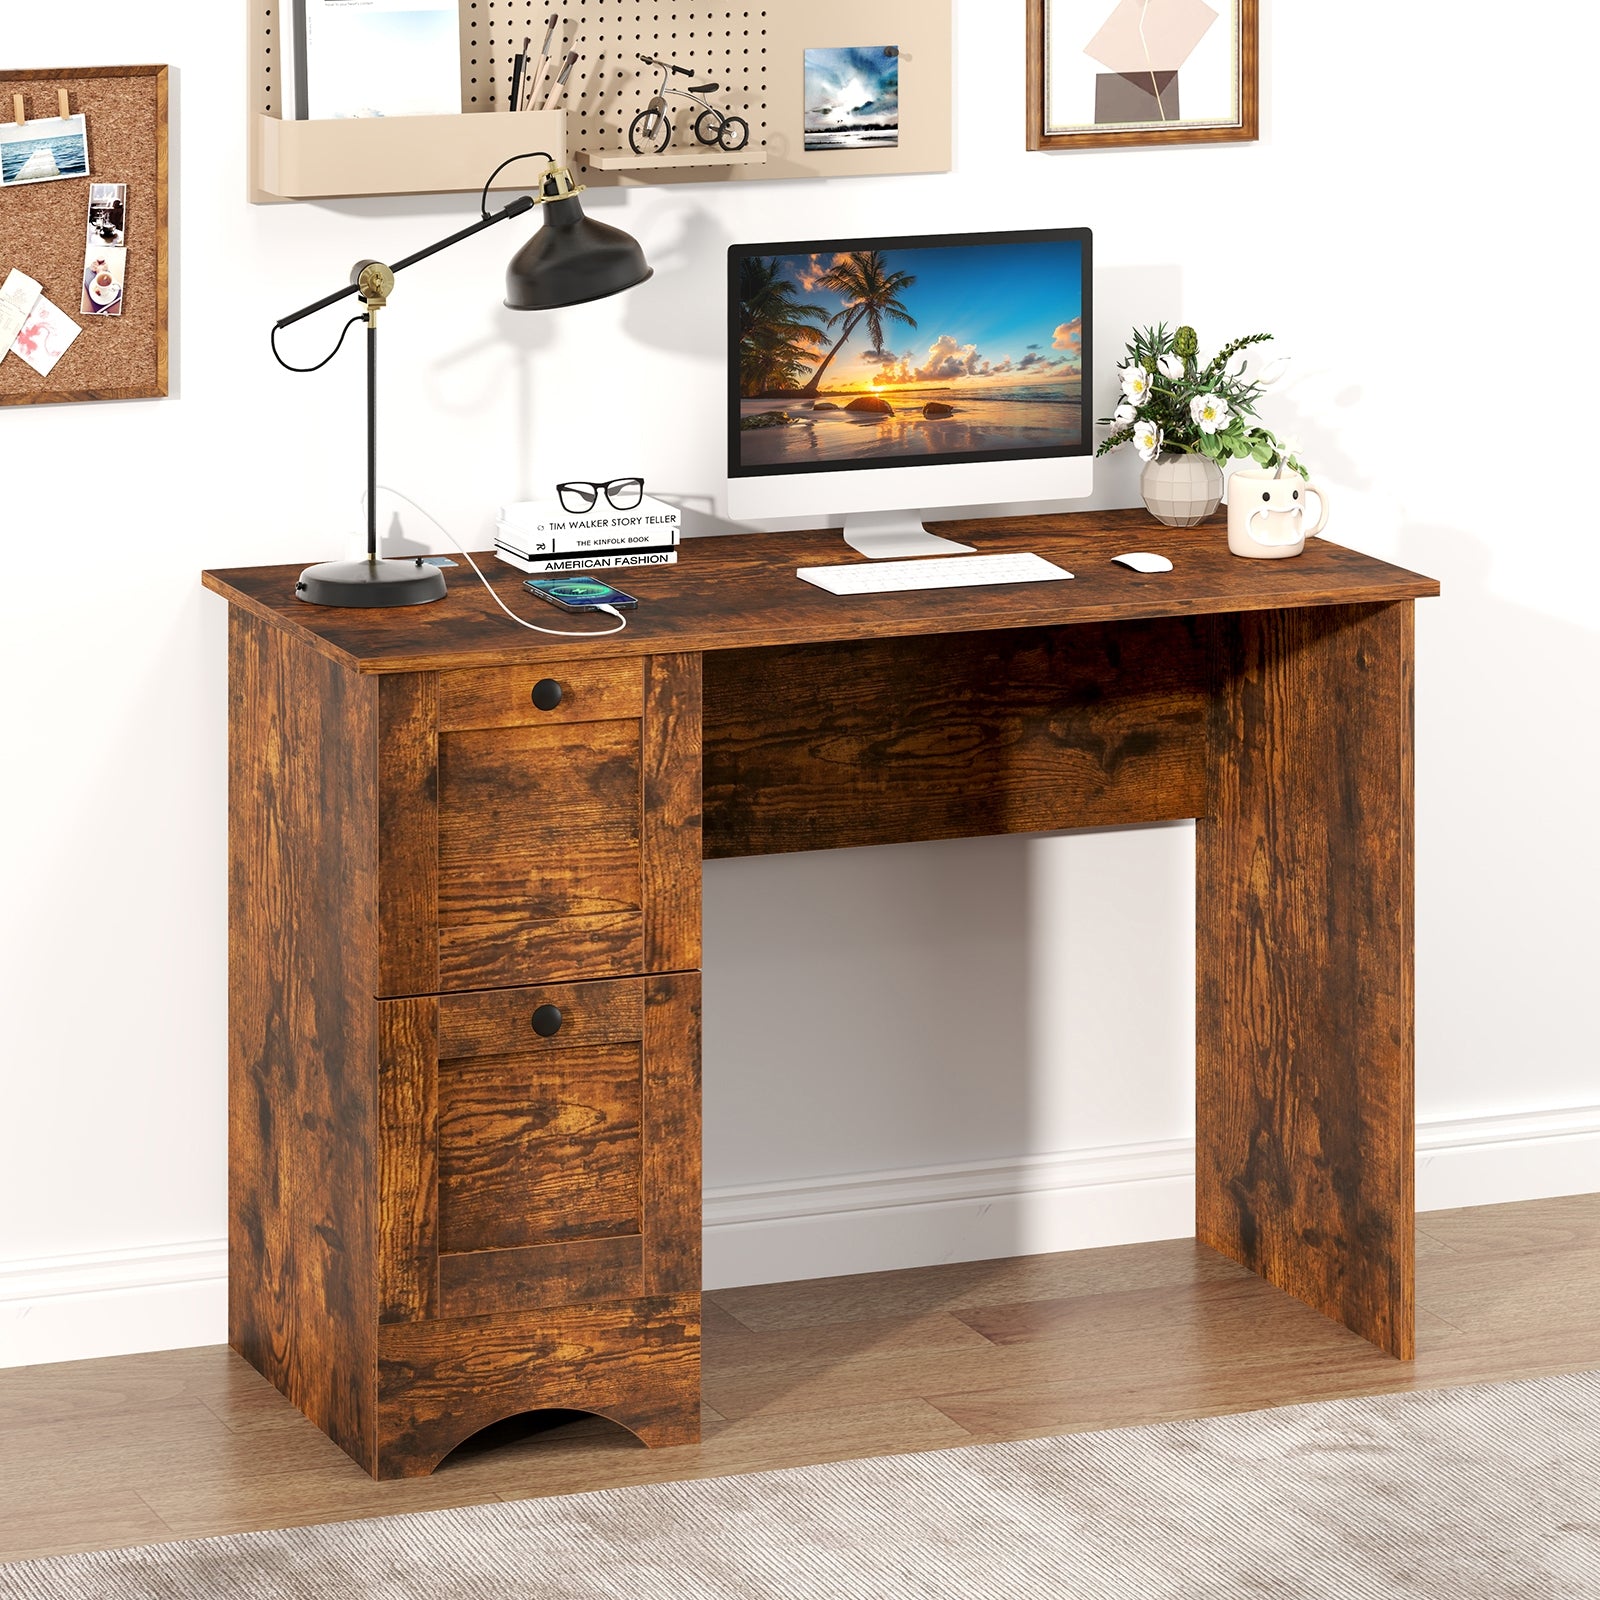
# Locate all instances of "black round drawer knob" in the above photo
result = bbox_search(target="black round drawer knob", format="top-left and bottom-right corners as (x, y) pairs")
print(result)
(531, 1004), (564, 1038)
(531, 679), (563, 712)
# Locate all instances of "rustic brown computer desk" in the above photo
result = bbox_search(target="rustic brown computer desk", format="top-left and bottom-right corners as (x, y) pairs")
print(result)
(203, 509), (1439, 1478)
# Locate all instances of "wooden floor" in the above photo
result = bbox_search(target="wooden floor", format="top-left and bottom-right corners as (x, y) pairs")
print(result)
(2, 1193), (1597, 1565)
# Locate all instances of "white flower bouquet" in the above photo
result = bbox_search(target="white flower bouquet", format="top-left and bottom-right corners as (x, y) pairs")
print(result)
(1097, 324), (1306, 477)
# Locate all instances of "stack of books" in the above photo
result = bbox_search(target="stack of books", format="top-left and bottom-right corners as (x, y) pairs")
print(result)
(494, 495), (682, 574)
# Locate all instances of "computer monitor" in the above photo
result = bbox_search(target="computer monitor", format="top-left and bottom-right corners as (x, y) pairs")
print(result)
(727, 227), (1093, 558)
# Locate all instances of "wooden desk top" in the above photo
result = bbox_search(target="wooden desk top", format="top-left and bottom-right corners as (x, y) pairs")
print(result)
(203, 509), (1440, 674)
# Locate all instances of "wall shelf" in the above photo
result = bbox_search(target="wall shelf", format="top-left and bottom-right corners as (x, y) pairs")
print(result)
(581, 148), (767, 174)
(248, 0), (949, 203)
(255, 110), (566, 202)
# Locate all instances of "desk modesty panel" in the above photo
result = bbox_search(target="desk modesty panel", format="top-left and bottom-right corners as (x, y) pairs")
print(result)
(205, 512), (1438, 1478)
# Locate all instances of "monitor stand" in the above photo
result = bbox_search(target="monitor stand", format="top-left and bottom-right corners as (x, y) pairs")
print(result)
(842, 511), (976, 560)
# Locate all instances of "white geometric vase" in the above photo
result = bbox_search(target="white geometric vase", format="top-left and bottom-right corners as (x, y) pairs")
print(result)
(1140, 453), (1224, 528)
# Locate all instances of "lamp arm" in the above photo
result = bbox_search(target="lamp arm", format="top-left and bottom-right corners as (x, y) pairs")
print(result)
(272, 150), (553, 331)
(274, 152), (559, 330)
(389, 191), (538, 279)
(273, 187), (543, 331)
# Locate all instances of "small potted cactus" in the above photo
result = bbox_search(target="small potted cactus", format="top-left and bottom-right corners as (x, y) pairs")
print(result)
(1097, 324), (1306, 528)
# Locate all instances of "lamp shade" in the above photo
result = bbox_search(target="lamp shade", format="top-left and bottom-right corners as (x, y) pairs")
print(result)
(506, 196), (653, 310)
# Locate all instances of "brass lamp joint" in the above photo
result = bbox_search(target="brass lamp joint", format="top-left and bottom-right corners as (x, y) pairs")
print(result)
(352, 259), (396, 325)
(537, 163), (585, 204)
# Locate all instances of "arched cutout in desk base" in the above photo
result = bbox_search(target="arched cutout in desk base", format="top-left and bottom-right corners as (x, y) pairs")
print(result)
(372, 1297), (702, 1480)
(401, 1400), (693, 1479)
(437, 1404), (670, 1469)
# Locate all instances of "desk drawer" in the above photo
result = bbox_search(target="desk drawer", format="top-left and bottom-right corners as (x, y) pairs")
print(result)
(378, 974), (701, 1323)
(377, 654), (701, 996)
(439, 658), (644, 733)
(437, 978), (646, 1256)
(437, 717), (645, 989)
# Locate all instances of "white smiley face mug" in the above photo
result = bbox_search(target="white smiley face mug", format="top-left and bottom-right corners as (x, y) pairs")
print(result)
(1226, 468), (1330, 559)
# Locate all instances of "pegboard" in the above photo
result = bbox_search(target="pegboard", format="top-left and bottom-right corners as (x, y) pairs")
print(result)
(247, 1), (768, 124)
(465, 3), (768, 175)
(475, 2), (952, 187)
(248, 1), (949, 199)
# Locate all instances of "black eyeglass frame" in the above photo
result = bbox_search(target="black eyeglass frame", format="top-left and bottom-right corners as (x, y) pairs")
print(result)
(556, 477), (646, 515)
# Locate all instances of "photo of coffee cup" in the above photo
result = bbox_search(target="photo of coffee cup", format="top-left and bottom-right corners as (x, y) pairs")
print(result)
(80, 244), (127, 317)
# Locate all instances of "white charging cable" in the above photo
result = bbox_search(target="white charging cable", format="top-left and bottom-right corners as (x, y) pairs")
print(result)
(366, 484), (629, 638)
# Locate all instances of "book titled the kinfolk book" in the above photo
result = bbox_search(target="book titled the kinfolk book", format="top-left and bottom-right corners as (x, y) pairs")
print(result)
(496, 522), (682, 558)
(291, 0), (464, 121)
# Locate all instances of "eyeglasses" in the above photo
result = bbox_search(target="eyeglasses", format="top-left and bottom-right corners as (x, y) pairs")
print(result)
(556, 478), (645, 515)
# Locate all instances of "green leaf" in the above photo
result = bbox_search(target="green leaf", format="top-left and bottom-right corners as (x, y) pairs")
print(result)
(1095, 425), (1136, 458)
(1201, 331), (1274, 384)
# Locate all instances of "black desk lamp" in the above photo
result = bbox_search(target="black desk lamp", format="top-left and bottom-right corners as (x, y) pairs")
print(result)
(273, 154), (653, 608)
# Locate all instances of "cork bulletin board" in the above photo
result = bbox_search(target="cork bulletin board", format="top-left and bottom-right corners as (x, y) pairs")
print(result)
(0, 65), (168, 406)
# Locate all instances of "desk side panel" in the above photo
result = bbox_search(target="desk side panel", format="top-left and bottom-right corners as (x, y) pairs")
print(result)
(1197, 602), (1416, 1359)
(702, 620), (1210, 859)
(228, 608), (380, 1472)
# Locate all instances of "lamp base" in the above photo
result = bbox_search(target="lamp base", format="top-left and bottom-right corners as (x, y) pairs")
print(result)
(294, 557), (448, 608)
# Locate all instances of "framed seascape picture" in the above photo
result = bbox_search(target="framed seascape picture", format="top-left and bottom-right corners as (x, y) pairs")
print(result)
(1027, 0), (1258, 150)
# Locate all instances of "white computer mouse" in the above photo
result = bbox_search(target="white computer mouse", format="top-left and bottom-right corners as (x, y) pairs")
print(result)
(1112, 552), (1174, 574)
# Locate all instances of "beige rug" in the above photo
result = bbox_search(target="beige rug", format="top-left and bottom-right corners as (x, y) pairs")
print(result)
(2, 1372), (1596, 1598)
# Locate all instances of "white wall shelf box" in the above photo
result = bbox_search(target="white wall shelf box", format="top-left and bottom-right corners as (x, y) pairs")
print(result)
(254, 110), (568, 202)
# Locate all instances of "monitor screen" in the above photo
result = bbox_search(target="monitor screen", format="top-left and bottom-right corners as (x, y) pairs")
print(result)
(729, 228), (1092, 481)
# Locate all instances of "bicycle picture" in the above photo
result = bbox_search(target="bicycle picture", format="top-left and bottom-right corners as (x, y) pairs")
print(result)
(629, 54), (751, 155)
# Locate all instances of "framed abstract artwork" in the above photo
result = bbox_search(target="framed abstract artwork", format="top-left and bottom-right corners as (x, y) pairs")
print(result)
(1027, 0), (1258, 151)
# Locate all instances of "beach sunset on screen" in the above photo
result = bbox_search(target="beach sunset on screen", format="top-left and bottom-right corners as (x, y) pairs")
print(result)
(737, 238), (1085, 469)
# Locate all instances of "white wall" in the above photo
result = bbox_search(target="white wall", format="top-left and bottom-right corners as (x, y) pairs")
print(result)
(3, 1), (1598, 1366)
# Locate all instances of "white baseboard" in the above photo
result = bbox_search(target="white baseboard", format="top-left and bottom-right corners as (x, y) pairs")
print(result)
(703, 1140), (1197, 1288)
(704, 1103), (1600, 1287)
(4, 1106), (1597, 1367)
(1415, 1105), (1600, 1212)
(0, 1241), (228, 1372)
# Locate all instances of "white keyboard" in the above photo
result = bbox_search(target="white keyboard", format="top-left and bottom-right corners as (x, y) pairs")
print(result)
(797, 551), (1075, 596)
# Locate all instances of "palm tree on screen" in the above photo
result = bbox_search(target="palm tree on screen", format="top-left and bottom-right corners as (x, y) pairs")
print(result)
(800, 251), (918, 396)
(738, 257), (830, 397)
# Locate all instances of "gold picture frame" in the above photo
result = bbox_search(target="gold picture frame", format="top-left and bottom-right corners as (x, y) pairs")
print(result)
(1027, 0), (1258, 151)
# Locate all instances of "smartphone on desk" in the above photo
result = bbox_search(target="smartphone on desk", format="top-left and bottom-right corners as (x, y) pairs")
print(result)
(523, 576), (640, 611)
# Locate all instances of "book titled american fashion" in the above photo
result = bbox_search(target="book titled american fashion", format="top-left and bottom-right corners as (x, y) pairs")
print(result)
(292, 0), (463, 120)
(495, 546), (679, 574)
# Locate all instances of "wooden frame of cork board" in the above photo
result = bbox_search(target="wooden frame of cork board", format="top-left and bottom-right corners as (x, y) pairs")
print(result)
(0, 65), (168, 407)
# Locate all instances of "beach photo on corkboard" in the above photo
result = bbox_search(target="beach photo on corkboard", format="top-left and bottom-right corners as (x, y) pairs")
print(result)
(0, 112), (89, 186)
